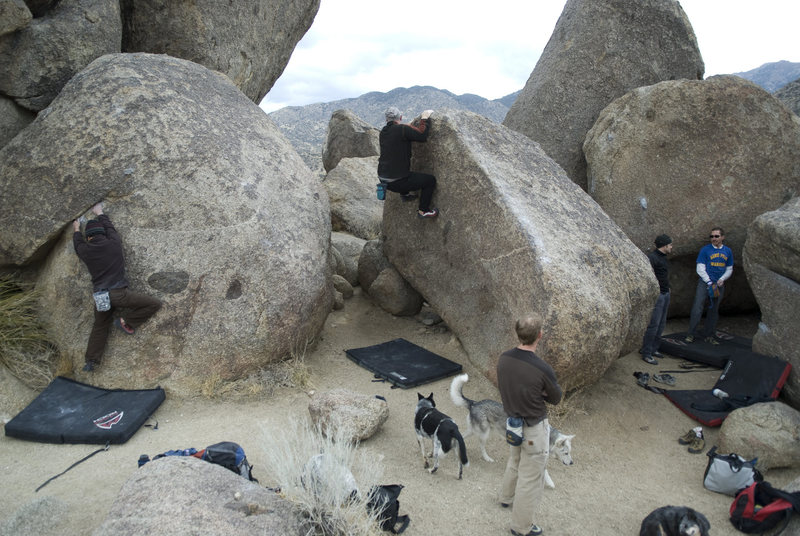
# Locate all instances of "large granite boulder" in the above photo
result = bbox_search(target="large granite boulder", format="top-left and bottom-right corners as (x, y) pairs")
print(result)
(719, 402), (800, 472)
(0, 0), (121, 111)
(744, 198), (800, 407)
(94, 456), (301, 536)
(775, 77), (800, 117)
(584, 76), (800, 315)
(120, 0), (319, 104)
(383, 110), (658, 388)
(322, 109), (380, 172)
(503, 0), (703, 191)
(0, 95), (34, 148)
(323, 156), (383, 240)
(1, 53), (332, 395)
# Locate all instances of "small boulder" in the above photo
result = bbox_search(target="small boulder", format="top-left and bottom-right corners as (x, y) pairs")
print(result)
(308, 389), (389, 442)
(368, 267), (423, 317)
(719, 401), (800, 472)
(94, 456), (300, 536)
(331, 274), (354, 300)
(331, 232), (366, 286)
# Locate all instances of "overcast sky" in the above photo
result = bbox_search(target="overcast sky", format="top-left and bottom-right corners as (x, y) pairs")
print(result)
(259, 0), (800, 113)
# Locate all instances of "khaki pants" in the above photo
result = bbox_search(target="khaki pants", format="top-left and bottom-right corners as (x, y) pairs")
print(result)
(85, 287), (162, 364)
(500, 419), (550, 534)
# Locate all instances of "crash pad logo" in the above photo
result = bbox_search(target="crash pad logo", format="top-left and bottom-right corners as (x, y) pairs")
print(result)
(94, 410), (124, 429)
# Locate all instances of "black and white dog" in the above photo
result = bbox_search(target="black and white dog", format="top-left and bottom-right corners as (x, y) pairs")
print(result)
(639, 506), (711, 536)
(414, 392), (469, 479)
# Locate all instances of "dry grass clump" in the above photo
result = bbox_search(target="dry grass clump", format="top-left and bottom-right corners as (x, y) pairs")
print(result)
(547, 383), (588, 429)
(260, 416), (385, 536)
(0, 276), (57, 390)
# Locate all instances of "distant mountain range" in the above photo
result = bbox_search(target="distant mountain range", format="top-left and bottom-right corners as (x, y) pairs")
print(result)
(269, 61), (799, 175)
(734, 60), (800, 92)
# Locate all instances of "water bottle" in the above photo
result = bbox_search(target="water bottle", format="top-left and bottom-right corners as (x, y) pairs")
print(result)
(376, 182), (386, 200)
(712, 388), (729, 399)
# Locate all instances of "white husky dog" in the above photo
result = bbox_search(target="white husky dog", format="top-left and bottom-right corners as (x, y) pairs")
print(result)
(449, 373), (574, 488)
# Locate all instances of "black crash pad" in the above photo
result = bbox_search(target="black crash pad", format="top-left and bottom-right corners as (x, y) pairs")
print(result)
(4, 376), (165, 444)
(658, 330), (751, 368)
(656, 334), (791, 426)
(345, 338), (463, 389)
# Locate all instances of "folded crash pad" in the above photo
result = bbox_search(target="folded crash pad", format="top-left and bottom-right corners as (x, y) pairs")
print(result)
(4, 376), (165, 444)
(345, 338), (463, 389)
(658, 337), (791, 426)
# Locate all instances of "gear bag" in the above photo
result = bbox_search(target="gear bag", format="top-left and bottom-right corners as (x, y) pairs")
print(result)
(367, 484), (410, 533)
(730, 480), (800, 535)
(138, 441), (257, 482)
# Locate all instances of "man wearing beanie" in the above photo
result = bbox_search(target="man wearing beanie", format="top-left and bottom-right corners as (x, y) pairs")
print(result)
(377, 106), (439, 218)
(640, 234), (673, 365)
(72, 202), (162, 372)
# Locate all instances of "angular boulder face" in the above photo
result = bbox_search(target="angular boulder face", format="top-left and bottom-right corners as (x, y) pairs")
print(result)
(503, 0), (703, 191)
(584, 76), (800, 315)
(322, 109), (380, 173)
(2, 53), (332, 395)
(120, 0), (320, 104)
(744, 198), (800, 408)
(323, 156), (383, 241)
(0, 0), (122, 111)
(382, 110), (658, 389)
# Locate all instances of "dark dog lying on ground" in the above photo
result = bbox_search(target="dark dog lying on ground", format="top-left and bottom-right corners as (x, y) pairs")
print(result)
(414, 392), (468, 479)
(639, 505), (710, 536)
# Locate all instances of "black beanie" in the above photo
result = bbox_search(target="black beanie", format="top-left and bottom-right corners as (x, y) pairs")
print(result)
(85, 220), (105, 237)
(655, 234), (672, 248)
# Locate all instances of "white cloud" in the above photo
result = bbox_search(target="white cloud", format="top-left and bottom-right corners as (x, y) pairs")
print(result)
(260, 0), (800, 113)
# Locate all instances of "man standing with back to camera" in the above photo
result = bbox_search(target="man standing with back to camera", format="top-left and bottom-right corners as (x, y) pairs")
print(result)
(377, 106), (439, 218)
(684, 226), (733, 345)
(496, 314), (562, 536)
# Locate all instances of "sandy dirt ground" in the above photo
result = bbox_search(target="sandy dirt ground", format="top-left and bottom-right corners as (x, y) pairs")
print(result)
(1, 288), (798, 535)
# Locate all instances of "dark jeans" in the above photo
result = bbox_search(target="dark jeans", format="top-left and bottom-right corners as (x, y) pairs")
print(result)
(687, 279), (725, 338)
(85, 287), (162, 364)
(385, 172), (436, 211)
(640, 291), (670, 356)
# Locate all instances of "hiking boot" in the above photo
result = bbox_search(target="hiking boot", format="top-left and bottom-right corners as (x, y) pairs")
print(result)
(115, 317), (135, 335)
(687, 432), (705, 454)
(652, 351), (665, 358)
(417, 208), (439, 219)
(684, 334), (694, 343)
(511, 526), (543, 536)
(642, 355), (658, 365)
(679, 426), (703, 445)
(704, 336), (720, 345)
(400, 193), (418, 202)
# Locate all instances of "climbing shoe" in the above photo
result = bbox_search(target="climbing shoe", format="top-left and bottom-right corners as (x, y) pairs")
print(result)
(417, 208), (439, 219)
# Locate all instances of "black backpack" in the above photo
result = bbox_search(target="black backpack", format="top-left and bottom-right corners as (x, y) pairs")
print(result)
(730, 481), (800, 535)
(367, 484), (410, 533)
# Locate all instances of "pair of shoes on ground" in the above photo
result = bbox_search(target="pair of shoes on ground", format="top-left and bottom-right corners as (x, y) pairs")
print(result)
(115, 317), (135, 335)
(511, 526), (543, 536)
(82, 361), (98, 372)
(678, 426), (705, 453)
(634, 371), (676, 387)
(417, 208), (439, 219)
